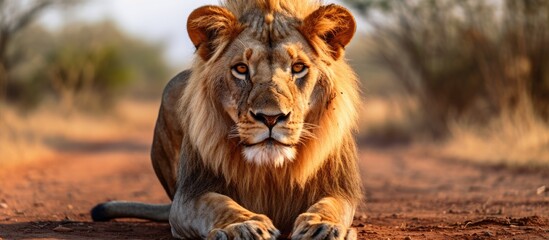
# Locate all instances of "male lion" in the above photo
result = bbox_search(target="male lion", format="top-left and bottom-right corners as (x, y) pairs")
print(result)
(92, 0), (362, 239)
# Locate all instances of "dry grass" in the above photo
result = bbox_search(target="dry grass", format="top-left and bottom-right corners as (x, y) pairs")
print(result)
(0, 99), (159, 167)
(357, 97), (549, 168)
(444, 104), (549, 168)
(357, 97), (420, 144)
(2, 96), (548, 169)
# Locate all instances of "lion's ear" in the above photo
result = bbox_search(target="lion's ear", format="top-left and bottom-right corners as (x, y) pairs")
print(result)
(187, 6), (241, 61)
(301, 4), (356, 60)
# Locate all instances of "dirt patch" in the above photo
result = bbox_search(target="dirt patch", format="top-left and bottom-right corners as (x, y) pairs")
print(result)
(355, 146), (549, 239)
(0, 134), (548, 239)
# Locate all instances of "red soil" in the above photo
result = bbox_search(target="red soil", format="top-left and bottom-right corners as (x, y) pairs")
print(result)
(0, 130), (547, 239)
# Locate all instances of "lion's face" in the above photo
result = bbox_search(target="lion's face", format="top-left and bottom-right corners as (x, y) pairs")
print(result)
(218, 30), (321, 166)
(185, 3), (356, 168)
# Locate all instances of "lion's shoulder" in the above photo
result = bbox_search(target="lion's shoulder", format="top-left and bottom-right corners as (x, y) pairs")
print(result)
(162, 70), (191, 105)
(151, 69), (192, 198)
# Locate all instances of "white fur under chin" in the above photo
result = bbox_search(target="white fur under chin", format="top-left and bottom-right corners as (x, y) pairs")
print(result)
(242, 144), (296, 167)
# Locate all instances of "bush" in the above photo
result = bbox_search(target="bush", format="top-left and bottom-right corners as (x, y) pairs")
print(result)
(345, 0), (549, 136)
(7, 21), (170, 111)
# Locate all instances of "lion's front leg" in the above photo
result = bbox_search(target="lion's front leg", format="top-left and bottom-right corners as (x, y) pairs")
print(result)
(290, 197), (357, 240)
(170, 192), (280, 240)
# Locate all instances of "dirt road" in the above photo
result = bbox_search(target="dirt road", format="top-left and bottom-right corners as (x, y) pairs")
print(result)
(0, 130), (548, 239)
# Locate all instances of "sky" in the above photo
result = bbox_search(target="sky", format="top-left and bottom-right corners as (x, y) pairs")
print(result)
(40, 0), (351, 68)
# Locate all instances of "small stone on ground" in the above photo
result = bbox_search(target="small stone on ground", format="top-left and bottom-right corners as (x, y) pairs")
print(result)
(53, 225), (73, 232)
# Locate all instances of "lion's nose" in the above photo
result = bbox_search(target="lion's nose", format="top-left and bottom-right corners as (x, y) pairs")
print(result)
(250, 111), (290, 128)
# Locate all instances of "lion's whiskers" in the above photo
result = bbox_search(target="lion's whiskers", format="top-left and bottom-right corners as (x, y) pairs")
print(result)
(228, 125), (241, 140)
(302, 122), (319, 130)
(298, 128), (317, 144)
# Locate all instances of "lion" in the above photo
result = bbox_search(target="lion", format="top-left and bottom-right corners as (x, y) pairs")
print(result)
(91, 0), (362, 239)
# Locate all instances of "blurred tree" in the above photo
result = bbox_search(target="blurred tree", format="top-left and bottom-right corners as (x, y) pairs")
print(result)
(10, 21), (169, 111)
(503, 0), (549, 119)
(344, 0), (549, 136)
(0, 0), (81, 103)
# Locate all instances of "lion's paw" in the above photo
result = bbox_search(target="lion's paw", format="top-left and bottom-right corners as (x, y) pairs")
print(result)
(207, 215), (280, 240)
(290, 213), (356, 240)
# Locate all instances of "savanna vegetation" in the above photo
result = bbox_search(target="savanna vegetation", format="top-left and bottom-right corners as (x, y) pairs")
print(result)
(3, 22), (169, 111)
(0, 0), (171, 165)
(1, 0), (548, 168)
(8, 21), (170, 111)
(345, 0), (549, 167)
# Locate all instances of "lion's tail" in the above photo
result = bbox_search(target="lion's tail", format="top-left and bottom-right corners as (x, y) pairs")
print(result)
(91, 201), (171, 222)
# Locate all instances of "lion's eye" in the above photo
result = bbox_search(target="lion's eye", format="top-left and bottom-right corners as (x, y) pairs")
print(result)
(292, 63), (308, 79)
(231, 63), (248, 80)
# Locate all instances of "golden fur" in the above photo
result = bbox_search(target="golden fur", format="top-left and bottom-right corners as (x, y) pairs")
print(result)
(181, 0), (359, 192)
(92, 0), (362, 239)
